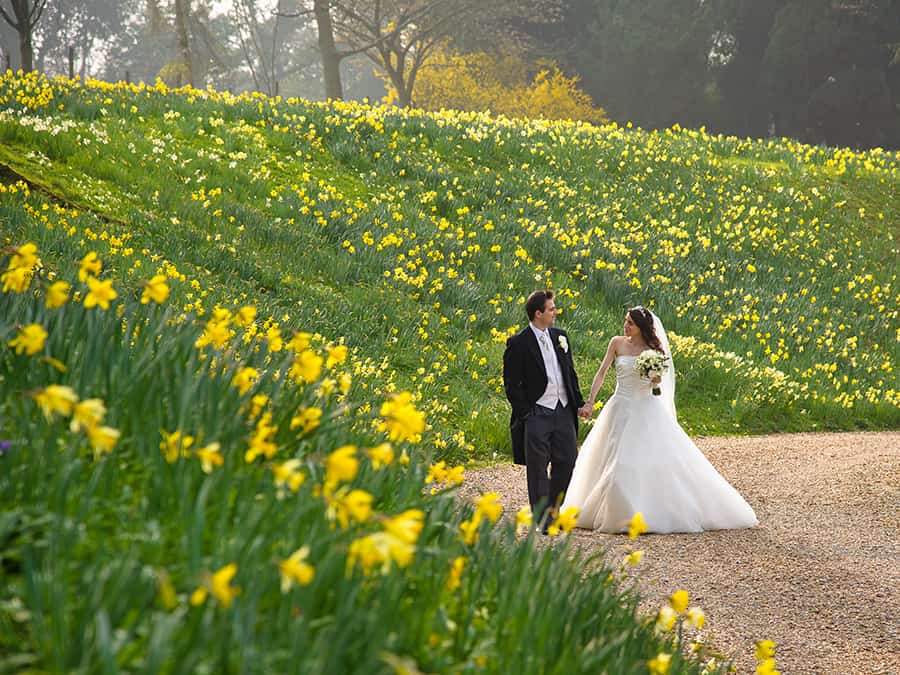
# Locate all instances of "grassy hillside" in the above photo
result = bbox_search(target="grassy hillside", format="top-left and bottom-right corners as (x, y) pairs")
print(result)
(1, 72), (896, 466)
(4, 70), (890, 674)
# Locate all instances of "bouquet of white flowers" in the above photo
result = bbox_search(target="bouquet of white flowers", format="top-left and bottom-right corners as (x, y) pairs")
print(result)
(634, 349), (669, 396)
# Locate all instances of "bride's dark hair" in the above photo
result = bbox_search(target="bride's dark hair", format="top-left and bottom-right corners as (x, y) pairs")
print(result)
(627, 306), (664, 353)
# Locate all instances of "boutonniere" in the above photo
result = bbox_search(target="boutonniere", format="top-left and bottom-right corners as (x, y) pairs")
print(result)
(558, 335), (568, 353)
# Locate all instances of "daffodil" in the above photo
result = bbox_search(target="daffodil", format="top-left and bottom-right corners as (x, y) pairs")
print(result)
(32, 384), (78, 419)
(290, 349), (323, 384)
(686, 606), (706, 629)
(9, 242), (39, 269)
(248, 394), (269, 418)
(287, 331), (311, 352)
(474, 492), (503, 523)
(547, 506), (578, 535)
(378, 391), (425, 442)
(382, 509), (424, 545)
(195, 319), (234, 350)
(655, 605), (677, 633)
(279, 546), (315, 592)
(647, 653), (671, 675)
(628, 511), (648, 539)
(83, 276), (117, 310)
(755, 640), (776, 660)
(346, 510), (424, 575)
(234, 305), (257, 327)
(231, 367), (258, 395)
(141, 274), (170, 304)
(272, 459), (305, 497)
(1, 265), (32, 293)
(265, 325), (283, 351)
(459, 513), (482, 545)
(367, 443), (394, 469)
(623, 550), (644, 567)
(290, 406), (322, 434)
(326, 344), (348, 368)
(9, 323), (47, 356)
(191, 563), (240, 608)
(245, 413), (277, 462)
(195, 442), (224, 473)
(45, 280), (70, 308)
(160, 429), (194, 463)
(425, 460), (448, 484)
(325, 487), (373, 528)
(444, 464), (465, 485)
(515, 505), (532, 533)
(336, 373), (351, 395)
(156, 569), (178, 611)
(87, 425), (120, 459)
(78, 251), (102, 282)
(670, 589), (690, 614)
(324, 444), (358, 486)
(446, 556), (467, 591)
(70, 398), (106, 432)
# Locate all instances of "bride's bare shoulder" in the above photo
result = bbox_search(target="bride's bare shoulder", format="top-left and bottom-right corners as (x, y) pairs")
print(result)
(608, 335), (624, 353)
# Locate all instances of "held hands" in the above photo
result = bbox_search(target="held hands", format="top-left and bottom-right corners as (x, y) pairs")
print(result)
(578, 402), (594, 419)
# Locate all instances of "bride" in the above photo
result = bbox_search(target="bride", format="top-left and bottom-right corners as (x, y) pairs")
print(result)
(561, 306), (758, 533)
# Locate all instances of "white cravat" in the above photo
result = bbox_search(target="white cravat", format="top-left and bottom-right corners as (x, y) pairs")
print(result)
(530, 324), (569, 409)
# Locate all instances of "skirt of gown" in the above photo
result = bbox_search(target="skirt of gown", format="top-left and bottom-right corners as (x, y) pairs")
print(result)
(561, 388), (758, 534)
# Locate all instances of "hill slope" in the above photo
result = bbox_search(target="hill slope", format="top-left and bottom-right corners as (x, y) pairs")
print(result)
(1, 72), (898, 462)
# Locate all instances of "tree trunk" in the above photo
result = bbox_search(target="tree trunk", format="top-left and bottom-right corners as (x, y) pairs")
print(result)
(18, 26), (32, 71)
(314, 0), (343, 100)
(147, 0), (164, 34)
(174, 0), (193, 86)
(396, 82), (411, 107)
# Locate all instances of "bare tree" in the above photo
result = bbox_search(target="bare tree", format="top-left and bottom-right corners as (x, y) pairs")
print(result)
(147, 0), (165, 34)
(0, 0), (48, 71)
(278, 0), (386, 101)
(313, 0), (343, 99)
(282, 0), (562, 105)
(173, 0), (193, 85)
(334, 1), (488, 107)
(231, 0), (287, 95)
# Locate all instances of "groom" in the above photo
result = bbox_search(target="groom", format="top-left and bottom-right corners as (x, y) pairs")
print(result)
(503, 290), (588, 528)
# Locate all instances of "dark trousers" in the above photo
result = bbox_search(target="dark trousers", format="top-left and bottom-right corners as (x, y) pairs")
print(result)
(524, 402), (577, 526)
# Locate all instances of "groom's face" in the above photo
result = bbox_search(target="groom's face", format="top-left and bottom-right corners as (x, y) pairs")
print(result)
(534, 299), (557, 329)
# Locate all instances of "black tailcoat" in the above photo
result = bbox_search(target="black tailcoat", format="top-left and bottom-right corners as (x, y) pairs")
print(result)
(502, 326), (585, 465)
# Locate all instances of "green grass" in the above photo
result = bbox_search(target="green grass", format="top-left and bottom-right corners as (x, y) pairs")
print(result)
(0, 175), (709, 674)
(1, 75), (896, 464)
(0, 69), (893, 672)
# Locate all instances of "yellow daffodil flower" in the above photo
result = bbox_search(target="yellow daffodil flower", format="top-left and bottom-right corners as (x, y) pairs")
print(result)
(279, 546), (315, 592)
(32, 384), (78, 419)
(628, 511), (648, 539)
(45, 280), (70, 308)
(141, 274), (170, 304)
(83, 276), (117, 310)
(9, 323), (47, 356)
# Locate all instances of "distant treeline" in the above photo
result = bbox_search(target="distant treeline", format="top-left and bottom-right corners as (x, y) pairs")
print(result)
(541, 0), (900, 150)
(2, 0), (898, 149)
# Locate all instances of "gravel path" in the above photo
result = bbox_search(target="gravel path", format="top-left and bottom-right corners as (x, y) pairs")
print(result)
(458, 431), (900, 674)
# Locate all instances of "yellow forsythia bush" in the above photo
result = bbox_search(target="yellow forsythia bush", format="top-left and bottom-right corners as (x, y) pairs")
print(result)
(389, 48), (607, 124)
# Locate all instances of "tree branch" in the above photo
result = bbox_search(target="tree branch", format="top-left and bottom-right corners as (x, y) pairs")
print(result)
(0, 4), (19, 30)
(29, 0), (48, 28)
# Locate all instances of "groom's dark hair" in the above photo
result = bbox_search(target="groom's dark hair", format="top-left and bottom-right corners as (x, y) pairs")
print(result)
(526, 290), (554, 321)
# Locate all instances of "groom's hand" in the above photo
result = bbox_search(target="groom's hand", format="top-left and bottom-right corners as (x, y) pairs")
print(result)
(577, 403), (594, 418)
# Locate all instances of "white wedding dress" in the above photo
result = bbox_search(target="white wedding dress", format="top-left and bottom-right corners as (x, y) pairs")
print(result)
(561, 318), (758, 533)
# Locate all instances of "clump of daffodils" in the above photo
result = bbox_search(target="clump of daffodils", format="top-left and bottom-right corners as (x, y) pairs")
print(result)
(31, 384), (120, 460)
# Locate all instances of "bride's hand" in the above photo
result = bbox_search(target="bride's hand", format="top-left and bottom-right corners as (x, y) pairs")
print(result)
(650, 376), (661, 385)
(578, 403), (594, 418)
